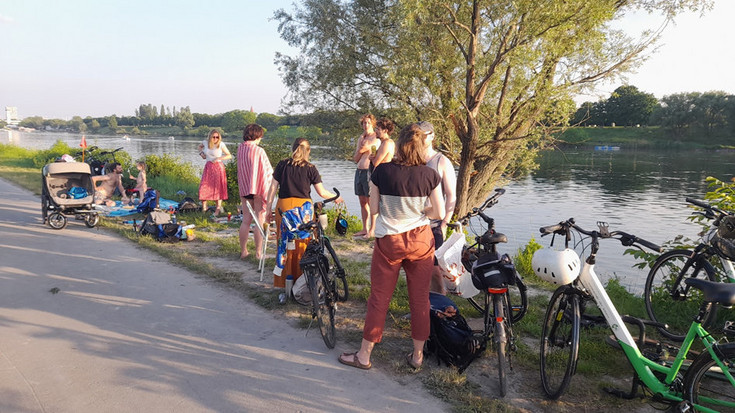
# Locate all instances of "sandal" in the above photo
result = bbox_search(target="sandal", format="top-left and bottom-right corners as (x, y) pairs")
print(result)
(406, 352), (422, 371)
(338, 352), (372, 370)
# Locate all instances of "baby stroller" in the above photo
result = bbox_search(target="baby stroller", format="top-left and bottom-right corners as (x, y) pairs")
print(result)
(41, 162), (99, 230)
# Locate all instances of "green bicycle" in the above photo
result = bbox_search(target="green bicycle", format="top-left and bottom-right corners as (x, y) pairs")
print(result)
(533, 218), (735, 411)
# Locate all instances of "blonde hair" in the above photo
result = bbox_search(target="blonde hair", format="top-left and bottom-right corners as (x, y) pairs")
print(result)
(207, 129), (222, 150)
(395, 124), (429, 167)
(290, 137), (311, 167)
(136, 161), (147, 171)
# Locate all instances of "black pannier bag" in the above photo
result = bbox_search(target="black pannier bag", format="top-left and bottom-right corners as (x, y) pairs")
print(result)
(471, 252), (517, 290)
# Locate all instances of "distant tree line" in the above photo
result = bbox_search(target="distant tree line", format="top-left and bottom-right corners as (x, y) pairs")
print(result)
(572, 86), (735, 138)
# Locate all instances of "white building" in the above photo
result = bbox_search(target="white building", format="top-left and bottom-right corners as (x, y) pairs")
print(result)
(5, 107), (20, 125)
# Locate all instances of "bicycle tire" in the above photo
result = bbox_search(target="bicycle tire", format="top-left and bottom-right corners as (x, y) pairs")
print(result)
(467, 280), (527, 324)
(493, 293), (509, 397)
(324, 237), (349, 301)
(683, 342), (735, 412)
(540, 285), (580, 400)
(305, 267), (336, 349)
(644, 249), (718, 341)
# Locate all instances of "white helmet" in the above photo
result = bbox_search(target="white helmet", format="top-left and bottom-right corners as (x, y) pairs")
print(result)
(532, 248), (581, 285)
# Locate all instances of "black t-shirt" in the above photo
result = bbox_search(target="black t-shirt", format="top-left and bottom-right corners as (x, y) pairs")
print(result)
(273, 159), (322, 199)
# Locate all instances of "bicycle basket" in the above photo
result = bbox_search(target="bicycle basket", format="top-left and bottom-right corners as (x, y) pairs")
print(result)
(471, 252), (517, 290)
(712, 233), (735, 260)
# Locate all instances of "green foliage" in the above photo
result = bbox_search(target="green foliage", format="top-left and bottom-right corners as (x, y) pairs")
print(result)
(0, 143), (36, 168)
(514, 238), (543, 279)
(650, 91), (734, 141)
(31, 140), (74, 167)
(274, 0), (706, 216)
(143, 153), (200, 183)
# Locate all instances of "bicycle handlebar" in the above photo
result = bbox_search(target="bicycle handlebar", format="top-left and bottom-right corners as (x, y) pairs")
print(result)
(456, 188), (505, 225)
(313, 188), (341, 211)
(539, 218), (662, 252)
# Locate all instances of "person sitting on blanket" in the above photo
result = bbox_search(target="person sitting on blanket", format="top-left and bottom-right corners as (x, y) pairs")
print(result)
(92, 162), (129, 206)
(265, 137), (343, 289)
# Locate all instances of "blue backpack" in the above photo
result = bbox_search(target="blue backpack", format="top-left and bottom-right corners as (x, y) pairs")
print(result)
(136, 188), (159, 214)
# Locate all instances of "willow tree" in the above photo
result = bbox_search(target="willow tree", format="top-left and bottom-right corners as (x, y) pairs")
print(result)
(275, 0), (709, 216)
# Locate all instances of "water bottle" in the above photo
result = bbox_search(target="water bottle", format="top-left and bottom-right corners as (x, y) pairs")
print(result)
(285, 275), (294, 301)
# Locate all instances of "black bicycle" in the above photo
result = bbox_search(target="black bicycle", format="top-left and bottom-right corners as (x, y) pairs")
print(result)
(644, 197), (735, 341)
(295, 189), (349, 349)
(74, 146), (124, 176)
(453, 188), (528, 397)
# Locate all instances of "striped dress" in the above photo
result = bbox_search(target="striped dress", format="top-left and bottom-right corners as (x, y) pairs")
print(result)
(236, 141), (273, 207)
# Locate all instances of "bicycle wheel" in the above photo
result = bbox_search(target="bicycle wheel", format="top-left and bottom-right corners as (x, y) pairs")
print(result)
(540, 285), (580, 400)
(644, 249), (718, 341)
(468, 280), (527, 324)
(324, 238), (349, 301)
(684, 342), (735, 412)
(305, 267), (336, 349)
(493, 293), (510, 397)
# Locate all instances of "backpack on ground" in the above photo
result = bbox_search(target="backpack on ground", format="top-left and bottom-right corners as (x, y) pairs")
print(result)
(139, 210), (171, 236)
(156, 223), (183, 243)
(425, 292), (484, 373)
(137, 188), (160, 214)
(177, 197), (199, 214)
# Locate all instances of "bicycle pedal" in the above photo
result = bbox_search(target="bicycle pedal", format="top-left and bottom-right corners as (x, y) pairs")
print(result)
(724, 321), (735, 337)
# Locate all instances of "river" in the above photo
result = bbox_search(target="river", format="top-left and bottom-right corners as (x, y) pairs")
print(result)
(5, 129), (735, 294)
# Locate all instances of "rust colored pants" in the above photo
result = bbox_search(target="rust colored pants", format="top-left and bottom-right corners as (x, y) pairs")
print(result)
(363, 225), (435, 343)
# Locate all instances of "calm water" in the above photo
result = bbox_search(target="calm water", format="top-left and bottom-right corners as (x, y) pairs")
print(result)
(6, 129), (735, 294)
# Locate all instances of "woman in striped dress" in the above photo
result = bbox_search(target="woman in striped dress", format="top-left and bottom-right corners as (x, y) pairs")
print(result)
(237, 124), (273, 260)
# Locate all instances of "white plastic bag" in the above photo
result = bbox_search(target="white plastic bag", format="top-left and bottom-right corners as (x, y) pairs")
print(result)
(435, 230), (480, 297)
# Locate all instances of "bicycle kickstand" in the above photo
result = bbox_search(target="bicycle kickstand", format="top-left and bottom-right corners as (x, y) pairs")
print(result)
(603, 373), (644, 400)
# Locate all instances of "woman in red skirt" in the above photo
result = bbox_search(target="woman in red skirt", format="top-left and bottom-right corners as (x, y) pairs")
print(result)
(197, 129), (232, 215)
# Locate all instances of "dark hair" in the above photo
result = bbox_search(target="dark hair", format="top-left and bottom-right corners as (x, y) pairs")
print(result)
(376, 118), (395, 135)
(242, 124), (264, 141)
(395, 124), (428, 167)
(107, 162), (122, 173)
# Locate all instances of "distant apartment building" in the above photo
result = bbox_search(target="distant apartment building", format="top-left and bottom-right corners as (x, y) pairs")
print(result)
(5, 107), (20, 125)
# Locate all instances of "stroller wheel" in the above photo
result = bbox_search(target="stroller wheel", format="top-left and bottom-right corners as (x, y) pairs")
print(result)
(48, 212), (67, 230)
(84, 214), (99, 228)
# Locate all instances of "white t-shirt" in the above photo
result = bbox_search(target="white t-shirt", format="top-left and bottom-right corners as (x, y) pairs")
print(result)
(202, 140), (226, 162)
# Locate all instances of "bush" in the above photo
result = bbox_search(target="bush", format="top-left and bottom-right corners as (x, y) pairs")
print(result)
(515, 238), (543, 279)
(144, 153), (199, 183)
(31, 140), (74, 168)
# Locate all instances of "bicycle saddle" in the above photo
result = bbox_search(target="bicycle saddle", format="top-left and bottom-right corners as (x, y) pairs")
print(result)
(481, 232), (507, 245)
(685, 278), (735, 307)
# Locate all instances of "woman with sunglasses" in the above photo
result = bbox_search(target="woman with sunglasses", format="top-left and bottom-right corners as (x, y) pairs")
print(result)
(197, 129), (232, 216)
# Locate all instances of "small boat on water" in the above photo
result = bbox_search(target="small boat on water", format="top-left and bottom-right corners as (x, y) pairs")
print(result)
(122, 135), (130, 141)
(594, 145), (620, 152)
(168, 136), (175, 141)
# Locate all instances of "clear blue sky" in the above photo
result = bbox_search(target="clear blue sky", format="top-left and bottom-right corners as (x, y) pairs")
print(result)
(1, 1), (733, 120)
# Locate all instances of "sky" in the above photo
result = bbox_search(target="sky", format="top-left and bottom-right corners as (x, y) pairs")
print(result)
(1, 1), (733, 120)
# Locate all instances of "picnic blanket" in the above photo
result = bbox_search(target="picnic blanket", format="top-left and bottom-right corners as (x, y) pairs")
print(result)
(95, 198), (179, 217)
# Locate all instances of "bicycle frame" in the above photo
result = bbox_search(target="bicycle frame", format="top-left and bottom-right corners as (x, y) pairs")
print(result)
(579, 259), (735, 409)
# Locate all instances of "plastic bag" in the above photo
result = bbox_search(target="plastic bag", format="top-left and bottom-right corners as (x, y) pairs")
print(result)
(435, 231), (480, 297)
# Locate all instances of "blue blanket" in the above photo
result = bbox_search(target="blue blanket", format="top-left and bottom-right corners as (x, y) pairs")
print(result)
(100, 198), (179, 217)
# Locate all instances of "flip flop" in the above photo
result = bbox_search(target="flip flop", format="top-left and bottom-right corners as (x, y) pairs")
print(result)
(406, 352), (422, 371)
(338, 352), (372, 370)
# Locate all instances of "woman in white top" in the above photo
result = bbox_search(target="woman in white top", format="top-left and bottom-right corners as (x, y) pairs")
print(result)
(197, 129), (232, 215)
